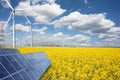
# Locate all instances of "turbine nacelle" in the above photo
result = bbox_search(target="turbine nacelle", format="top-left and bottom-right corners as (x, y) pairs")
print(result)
(5, 0), (41, 47)
(5, 0), (30, 48)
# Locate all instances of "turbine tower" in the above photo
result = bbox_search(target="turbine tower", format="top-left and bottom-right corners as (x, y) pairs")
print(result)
(5, 0), (28, 48)
(5, 0), (16, 48)
(0, 22), (5, 47)
(24, 16), (41, 47)
(24, 16), (33, 47)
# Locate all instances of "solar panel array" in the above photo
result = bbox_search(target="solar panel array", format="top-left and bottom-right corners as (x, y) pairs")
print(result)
(0, 48), (51, 80)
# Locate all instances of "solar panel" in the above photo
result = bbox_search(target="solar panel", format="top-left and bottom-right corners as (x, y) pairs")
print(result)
(0, 48), (20, 55)
(0, 48), (51, 80)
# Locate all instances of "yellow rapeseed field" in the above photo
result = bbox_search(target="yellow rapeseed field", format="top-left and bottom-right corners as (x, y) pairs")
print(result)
(18, 47), (120, 80)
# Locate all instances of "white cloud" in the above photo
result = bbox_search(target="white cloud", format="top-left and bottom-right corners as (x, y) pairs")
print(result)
(29, 0), (42, 5)
(99, 27), (120, 40)
(25, 35), (31, 40)
(52, 11), (115, 34)
(30, 32), (91, 46)
(45, 0), (56, 4)
(53, 32), (64, 37)
(67, 34), (90, 43)
(51, 32), (91, 45)
(29, 0), (56, 5)
(13, 24), (31, 32)
(98, 27), (120, 46)
(108, 27), (120, 33)
(23, 35), (31, 45)
(15, 1), (66, 24)
(84, 0), (88, 4)
(0, 0), (10, 8)
(32, 26), (47, 35)
(47, 0), (56, 4)
(52, 32), (67, 42)
(14, 24), (47, 34)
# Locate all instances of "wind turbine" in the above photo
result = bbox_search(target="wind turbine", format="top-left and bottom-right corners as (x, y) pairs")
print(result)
(24, 16), (33, 47)
(24, 16), (42, 47)
(4, 0), (28, 48)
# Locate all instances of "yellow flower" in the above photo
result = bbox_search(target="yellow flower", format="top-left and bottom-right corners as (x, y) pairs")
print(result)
(18, 47), (120, 80)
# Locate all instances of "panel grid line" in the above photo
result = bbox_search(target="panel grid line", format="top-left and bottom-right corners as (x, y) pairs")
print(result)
(1, 69), (25, 80)
(0, 62), (15, 80)
(0, 48), (51, 80)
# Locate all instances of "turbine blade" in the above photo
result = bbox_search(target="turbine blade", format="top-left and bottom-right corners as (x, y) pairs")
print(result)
(16, 8), (30, 11)
(24, 16), (31, 24)
(4, 11), (13, 29)
(33, 23), (41, 25)
(5, 0), (14, 10)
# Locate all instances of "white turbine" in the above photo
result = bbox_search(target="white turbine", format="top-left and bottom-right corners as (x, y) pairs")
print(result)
(4, 0), (28, 48)
(24, 16), (42, 47)
(24, 16), (33, 47)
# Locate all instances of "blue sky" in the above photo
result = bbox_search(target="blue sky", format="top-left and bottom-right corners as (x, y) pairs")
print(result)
(0, 0), (120, 46)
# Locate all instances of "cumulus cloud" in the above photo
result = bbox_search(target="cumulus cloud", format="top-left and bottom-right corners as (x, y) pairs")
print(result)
(15, 0), (66, 24)
(51, 32), (91, 45)
(29, 0), (56, 5)
(84, 0), (88, 4)
(32, 26), (47, 35)
(67, 34), (90, 43)
(2, 0), (119, 46)
(52, 11), (115, 34)
(51, 32), (67, 42)
(12, 24), (31, 32)
(13, 24), (47, 34)
(46, 0), (56, 4)
(29, 32), (91, 46)
(53, 32), (64, 37)
(98, 27), (120, 46)
(29, 0), (43, 5)
(0, 0), (10, 8)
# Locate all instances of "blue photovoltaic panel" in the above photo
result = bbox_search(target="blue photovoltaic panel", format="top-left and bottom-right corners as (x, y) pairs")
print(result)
(0, 48), (51, 80)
